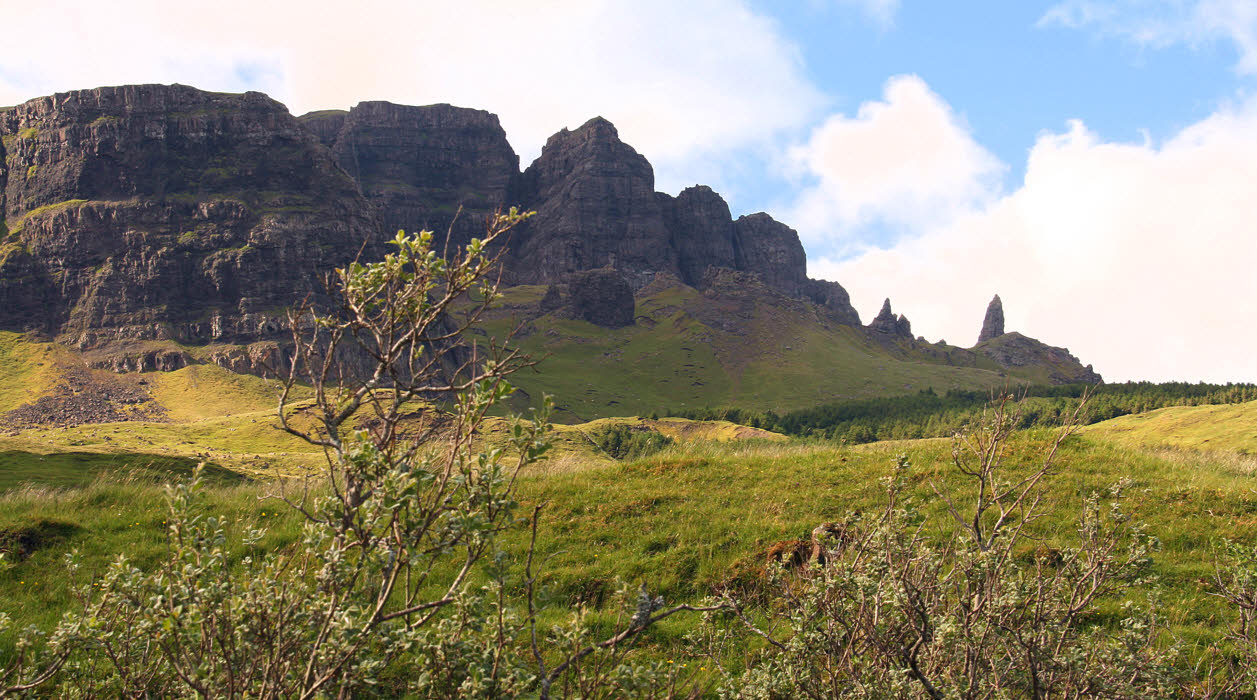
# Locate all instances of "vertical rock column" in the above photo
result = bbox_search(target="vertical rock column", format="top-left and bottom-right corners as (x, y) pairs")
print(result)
(977, 294), (1005, 344)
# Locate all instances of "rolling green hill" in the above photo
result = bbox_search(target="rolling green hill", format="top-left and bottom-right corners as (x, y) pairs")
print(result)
(1085, 399), (1257, 455)
(476, 277), (1046, 421)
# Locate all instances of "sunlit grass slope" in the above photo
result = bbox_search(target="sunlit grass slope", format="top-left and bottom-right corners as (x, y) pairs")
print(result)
(478, 282), (1023, 421)
(0, 332), (62, 412)
(6, 430), (1253, 652)
(0, 358), (325, 477)
(1085, 399), (1257, 455)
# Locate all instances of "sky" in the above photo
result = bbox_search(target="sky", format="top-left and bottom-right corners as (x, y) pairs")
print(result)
(1, 0), (1254, 383)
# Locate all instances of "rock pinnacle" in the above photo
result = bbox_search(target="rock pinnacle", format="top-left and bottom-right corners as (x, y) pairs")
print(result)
(978, 294), (1005, 344)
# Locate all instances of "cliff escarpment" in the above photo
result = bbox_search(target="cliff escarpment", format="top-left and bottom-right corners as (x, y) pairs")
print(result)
(0, 84), (377, 358)
(0, 82), (1097, 415)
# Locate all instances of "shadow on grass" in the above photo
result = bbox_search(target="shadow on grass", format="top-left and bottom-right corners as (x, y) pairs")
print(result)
(0, 450), (245, 492)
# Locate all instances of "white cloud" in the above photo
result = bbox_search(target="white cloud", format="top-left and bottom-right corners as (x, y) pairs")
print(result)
(1041, 0), (1257, 74)
(787, 75), (1005, 247)
(815, 99), (1257, 383)
(0, 0), (824, 193)
(833, 0), (901, 27)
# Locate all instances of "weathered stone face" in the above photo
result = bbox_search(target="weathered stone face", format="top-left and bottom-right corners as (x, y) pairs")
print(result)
(306, 101), (519, 254)
(732, 213), (808, 298)
(663, 185), (737, 287)
(510, 117), (677, 286)
(978, 294), (1005, 344)
(0, 84), (377, 353)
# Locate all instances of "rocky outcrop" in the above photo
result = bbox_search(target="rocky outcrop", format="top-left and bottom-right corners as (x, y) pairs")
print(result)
(732, 213), (808, 297)
(308, 101), (518, 253)
(868, 299), (912, 337)
(511, 117), (676, 287)
(566, 269), (635, 328)
(662, 185), (737, 286)
(297, 109), (347, 148)
(803, 279), (862, 325)
(507, 118), (862, 324)
(0, 84), (378, 353)
(977, 294), (1005, 344)
(1, 83), (1096, 390)
(539, 284), (563, 314)
(975, 332), (1102, 384)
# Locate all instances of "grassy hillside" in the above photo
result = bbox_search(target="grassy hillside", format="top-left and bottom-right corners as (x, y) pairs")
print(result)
(1085, 399), (1257, 455)
(2, 425), (1255, 655)
(477, 281), (1028, 421)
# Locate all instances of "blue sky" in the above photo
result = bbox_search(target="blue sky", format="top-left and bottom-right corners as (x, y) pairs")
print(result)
(1, 0), (1255, 382)
(737, 1), (1251, 235)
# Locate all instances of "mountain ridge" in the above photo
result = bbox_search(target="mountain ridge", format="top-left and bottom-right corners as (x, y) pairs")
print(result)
(0, 83), (1100, 423)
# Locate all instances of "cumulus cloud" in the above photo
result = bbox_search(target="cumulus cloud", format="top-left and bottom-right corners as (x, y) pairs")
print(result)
(1041, 0), (1257, 74)
(0, 0), (824, 192)
(815, 99), (1257, 383)
(787, 75), (1005, 248)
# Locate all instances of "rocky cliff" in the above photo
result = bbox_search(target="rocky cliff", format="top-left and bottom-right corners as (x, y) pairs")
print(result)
(506, 117), (861, 322)
(0, 84), (377, 364)
(510, 117), (676, 286)
(0, 83), (1098, 402)
(303, 101), (518, 254)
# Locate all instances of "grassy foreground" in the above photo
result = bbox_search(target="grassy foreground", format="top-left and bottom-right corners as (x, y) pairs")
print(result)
(3, 411), (1255, 662)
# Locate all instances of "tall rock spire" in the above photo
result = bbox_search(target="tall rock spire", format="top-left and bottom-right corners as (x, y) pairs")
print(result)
(977, 294), (1005, 344)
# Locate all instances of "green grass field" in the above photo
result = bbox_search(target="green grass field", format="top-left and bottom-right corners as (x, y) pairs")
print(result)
(2, 405), (1255, 659)
(1, 317), (1253, 681)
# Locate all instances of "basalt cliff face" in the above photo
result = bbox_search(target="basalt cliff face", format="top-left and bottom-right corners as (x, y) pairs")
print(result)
(0, 83), (1098, 406)
(300, 101), (518, 254)
(0, 84), (377, 367)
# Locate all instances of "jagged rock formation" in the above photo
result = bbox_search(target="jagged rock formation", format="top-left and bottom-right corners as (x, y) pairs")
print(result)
(661, 185), (737, 285)
(0, 84), (377, 360)
(0, 82), (1098, 394)
(506, 117), (860, 322)
(510, 117), (677, 287)
(302, 101), (518, 253)
(978, 294), (1005, 344)
(868, 299), (912, 337)
(975, 332), (1102, 384)
(566, 269), (636, 328)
